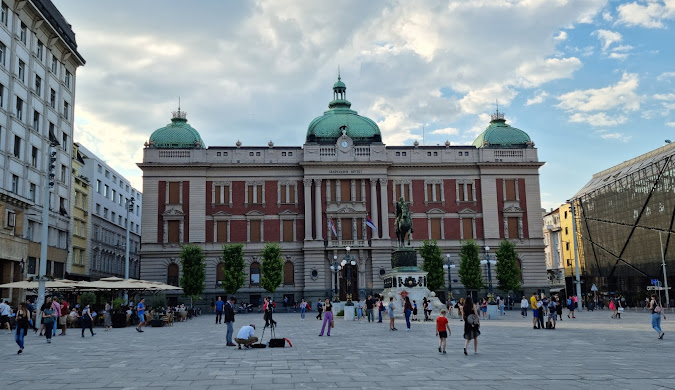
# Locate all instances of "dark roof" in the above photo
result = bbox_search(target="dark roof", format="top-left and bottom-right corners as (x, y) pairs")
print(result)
(32, 0), (85, 65)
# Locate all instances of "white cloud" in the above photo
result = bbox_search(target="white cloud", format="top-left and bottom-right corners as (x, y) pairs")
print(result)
(517, 57), (582, 87)
(609, 52), (630, 60)
(602, 11), (613, 21)
(654, 93), (675, 100)
(526, 90), (549, 105)
(557, 73), (641, 113)
(569, 113), (628, 126)
(554, 31), (568, 41)
(616, 0), (675, 28)
(430, 127), (459, 135)
(666, 122), (675, 127)
(657, 72), (675, 81)
(594, 29), (623, 52)
(596, 130), (632, 142)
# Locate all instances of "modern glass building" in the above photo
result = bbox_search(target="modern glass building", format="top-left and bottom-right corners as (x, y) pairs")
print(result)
(571, 142), (675, 306)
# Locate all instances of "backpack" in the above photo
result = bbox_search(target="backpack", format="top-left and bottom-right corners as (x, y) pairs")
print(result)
(466, 313), (479, 326)
(654, 305), (662, 314)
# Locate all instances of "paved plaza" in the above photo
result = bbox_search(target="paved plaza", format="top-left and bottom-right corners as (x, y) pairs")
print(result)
(1, 307), (673, 390)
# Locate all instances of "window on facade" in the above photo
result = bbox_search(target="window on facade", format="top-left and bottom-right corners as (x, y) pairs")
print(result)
(0, 83), (4, 107)
(396, 152), (400, 156)
(51, 56), (57, 73)
(462, 218), (473, 239)
(459, 183), (473, 202)
(247, 184), (263, 204)
(62, 133), (68, 153)
(395, 183), (410, 201)
(249, 220), (261, 242)
(63, 101), (69, 119)
(19, 22), (26, 44)
(50, 88), (55, 109)
(284, 262), (294, 285)
(167, 181), (180, 203)
(216, 221), (228, 242)
(214, 184), (230, 204)
(279, 183), (295, 203)
(36, 40), (43, 60)
(65, 70), (72, 89)
(13, 135), (20, 158)
(167, 263), (179, 286)
(340, 180), (351, 202)
(111, 211), (115, 222)
(1, 3), (7, 26)
(104, 184), (109, 198)
(33, 110), (39, 130)
(341, 218), (352, 240)
(430, 218), (442, 240)
(31, 146), (37, 167)
(16, 96), (23, 120)
(60, 164), (66, 182)
(103, 208), (108, 218)
(11, 174), (18, 193)
(168, 220), (180, 243)
(18, 60), (24, 82)
(282, 220), (293, 242)
(507, 217), (519, 238)
(426, 183), (441, 202)
(505, 179), (517, 201)
(96, 203), (100, 215)
(29, 183), (36, 201)
(250, 262), (260, 285)
(0, 42), (5, 66)
(96, 180), (101, 193)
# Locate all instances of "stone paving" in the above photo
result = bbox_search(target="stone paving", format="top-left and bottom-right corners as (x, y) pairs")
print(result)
(1, 307), (674, 390)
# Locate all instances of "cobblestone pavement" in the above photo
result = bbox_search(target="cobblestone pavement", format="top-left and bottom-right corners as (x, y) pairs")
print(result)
(1, 307), (673, 390)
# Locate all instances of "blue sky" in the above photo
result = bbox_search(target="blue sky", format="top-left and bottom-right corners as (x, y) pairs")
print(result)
(52, 0), (675, 210)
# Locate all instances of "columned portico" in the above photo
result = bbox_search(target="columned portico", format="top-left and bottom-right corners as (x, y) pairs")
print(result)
(314, 179), (323, 240)
(304, 179), (313, 239)
(379, 178), (390, 239)
(370, 179), (379, 239)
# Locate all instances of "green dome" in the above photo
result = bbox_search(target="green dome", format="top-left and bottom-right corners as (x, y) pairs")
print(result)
(148, 110), (205, 149)
(306, 77), (381, 143)
(472, 113), (532, 148)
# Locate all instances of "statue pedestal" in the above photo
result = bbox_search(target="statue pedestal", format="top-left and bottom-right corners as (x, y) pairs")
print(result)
(487, 305), (500, 320)
(343, 305), (355, 321)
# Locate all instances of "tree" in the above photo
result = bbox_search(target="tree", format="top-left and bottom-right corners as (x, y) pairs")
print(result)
(179, 244), (206, 304)
(80, 292), (97, 308)
(495, 239), (521, 292)
(420, 240), (444, 291)
(221, 243), (246, 295)
(458, 240), (484, 290)
(260, 243), (283, 298)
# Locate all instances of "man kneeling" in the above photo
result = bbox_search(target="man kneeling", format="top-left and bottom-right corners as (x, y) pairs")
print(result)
(235, 324), (258, 349)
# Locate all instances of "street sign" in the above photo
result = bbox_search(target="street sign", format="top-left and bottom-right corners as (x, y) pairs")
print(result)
(591, 283), (598, 292)
(651, 279), (659, 286)
(647, 286), (671, 291)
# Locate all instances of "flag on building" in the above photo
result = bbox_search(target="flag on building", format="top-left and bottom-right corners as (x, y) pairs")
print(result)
(366, 215), (378, 232)
(330, 219), (338, 238)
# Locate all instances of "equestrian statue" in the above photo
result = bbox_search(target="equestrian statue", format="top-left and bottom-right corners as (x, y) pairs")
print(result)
(395, 197), (413, 247)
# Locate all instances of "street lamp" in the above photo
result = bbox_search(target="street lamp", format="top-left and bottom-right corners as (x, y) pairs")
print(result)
(340, 246), (356, 306)
(329, 255), (342, 302)
(124, 197), (135, 303)
(480, 246), (497, 298)
(443, 254), (456, 300)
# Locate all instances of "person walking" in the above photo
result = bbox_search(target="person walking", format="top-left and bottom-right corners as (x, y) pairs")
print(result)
(649, 295), (666, 339)
(480, 298), (488, 319)
(318, 299), (333, 336)
(536, 297), (545, 330)
(15, 303), (30, 354)
(215, 296), (224, 324)
(462, 297), (481, 355)
(366, 295), (375, 323)
(81, 304), (95, 337)
(520, 296), (528, 318)
(104, 301), (112, 331)
(436, 309), (451, 354)
(300, 299), (307, 321)
(530, 293), (539, 329)
(388, 297), (397, 331)
(456, 298), (465, 321)
(404, 296), (413, 331)
(50, 298), (61, 337)
(412, 300), (419, 321)
(499, 297), (506, 316)
(316, 298), (323, 320)
(224, 297), (236, 346)
(356, 299), (364, 323)
(41, 301), (55, 343)
(136, 298), (146, 332)
(567, 296), (576, 318)
(556, 296), (564, 320)
(59, 299), (69, 335)
(377, 297), (384, 323)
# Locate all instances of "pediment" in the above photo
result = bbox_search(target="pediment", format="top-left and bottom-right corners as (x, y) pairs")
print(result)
(336, 206), (357, 213)
(245, 210), (265, 217)
(278, 209), (298, 216)
(212, 211), (232, 217)
(503, 206), (524, 213)
(458, 208), (477, 214)
(425, 208), (445, 214)
(162, 208), (184, 216)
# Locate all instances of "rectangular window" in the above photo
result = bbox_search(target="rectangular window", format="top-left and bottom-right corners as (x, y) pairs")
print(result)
(16, 97), (23, 120)
(60, 164), (66, 182)
(111, 211), (115, 222)
(355, 181), (361, 201)
(36, 40), (43, 60)
(11, 174), (18, 193)
(96, 180), (101, 193)
(51, 56), (57, 73)
(63, 101), (69, 119)
(247, 184), (263, 204)
(214, 184), (230, 204)
(216, 221), (228, 243)
(0, 83), (4, 107)
(426, 183), (441, 202)
(31, 146), (38, 167)
(96, 203), (100, 214)
(0, 42), (5, 66)
(97, 164), (102, 173)
(33, 110), (39, 130)
(13, 135), (20, 158)
(507, 217), (519, 238)
(341, 218), (352, 240)
(65, 70), (72, 89)
(505, 179), (517, 201)
(48, 122), (56, 143)
(20, 22), (26, 44)
(105, 170), (110, 178)
(282, 220), (293, 242)
(168, 182), (180, 203)
(29, 183), (36, 202)
(340, 181), (351, 202)
(50, 89), (56, 109)
(62, 132), (68, 152)
(279, 184), (295, 203)
(462, 218), (473, 239)
(250, 220), (261, 242)
(430, 219), (441, 240)
(104, 184), (109, 198)
(18, 59), (24, 82)
(112, 189), (116, 201)
(1, 2), (7, 26)
(168, 220), (180, 243)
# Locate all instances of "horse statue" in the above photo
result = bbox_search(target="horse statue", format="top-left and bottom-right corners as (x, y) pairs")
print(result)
(395, 197), (413, 247)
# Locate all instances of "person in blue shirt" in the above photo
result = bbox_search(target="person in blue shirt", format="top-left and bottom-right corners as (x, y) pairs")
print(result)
(215, 296), (225, 324)
(136, 298), (146, 332)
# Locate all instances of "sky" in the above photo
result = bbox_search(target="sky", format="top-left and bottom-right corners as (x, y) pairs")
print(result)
(51, 0), (675, 211)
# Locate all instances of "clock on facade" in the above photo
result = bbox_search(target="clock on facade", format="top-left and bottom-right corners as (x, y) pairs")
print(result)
(341, 141), (349, 148)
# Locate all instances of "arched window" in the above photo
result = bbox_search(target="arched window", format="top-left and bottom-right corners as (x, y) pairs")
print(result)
(283, 261), (294, 285)
(216, 262), (225, 285)
(250, 262), (260, 285)
(167, 263), (179, 286)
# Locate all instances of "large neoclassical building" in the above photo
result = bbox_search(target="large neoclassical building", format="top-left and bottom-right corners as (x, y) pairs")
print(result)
(138, 77), (548, 305)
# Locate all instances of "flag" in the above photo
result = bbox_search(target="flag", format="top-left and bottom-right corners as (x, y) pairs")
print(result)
(366, 215), (378, 232)
(330, 219), (338, 238)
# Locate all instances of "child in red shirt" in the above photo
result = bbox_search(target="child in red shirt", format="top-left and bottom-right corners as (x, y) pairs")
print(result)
(436, 309), (451, 354)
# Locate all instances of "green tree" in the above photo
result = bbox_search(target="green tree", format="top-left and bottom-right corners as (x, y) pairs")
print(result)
(221, 243), (246, 295)
(420, 240), (444, 291)
(179, 244), (206, 304)
(495, 239), (521, 292)
(458, 240), (484, 290)
(260, 243), (283, 297)
(80, 292), (97, 308)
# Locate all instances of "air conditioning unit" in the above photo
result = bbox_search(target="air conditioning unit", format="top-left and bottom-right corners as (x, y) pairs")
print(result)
(6, 211), (16, 227)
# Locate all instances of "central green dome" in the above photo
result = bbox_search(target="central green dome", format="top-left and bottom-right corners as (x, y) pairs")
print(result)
(147, 109), (205, 149)
(306, 76), (381, 143)
(473, 112), (532, 148)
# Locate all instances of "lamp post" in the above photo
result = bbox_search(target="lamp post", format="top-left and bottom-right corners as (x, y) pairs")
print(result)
(37, 141), (59, 326)
(443, 254), (456, 300)
(329, 255), (342, 302)
(124, 197), (135, 303)
(481, 246), (497, 300)
(340, 246), (356, 305)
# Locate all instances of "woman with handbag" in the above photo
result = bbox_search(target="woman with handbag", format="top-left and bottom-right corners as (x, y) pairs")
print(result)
(388, 297), (397, 331)
(462, 297), (481, 355)
(649, 295), (666, 339)
(318, 299), (333, 336)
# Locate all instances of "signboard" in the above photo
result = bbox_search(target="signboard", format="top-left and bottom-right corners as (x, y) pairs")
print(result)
(590, 283), (598, 292)
(651, 279), (659, 286)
